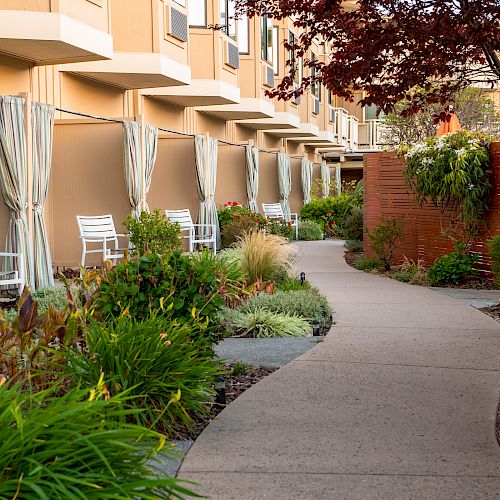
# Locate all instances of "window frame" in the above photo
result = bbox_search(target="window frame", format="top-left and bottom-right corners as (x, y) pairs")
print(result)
(188, 0), (207, 27)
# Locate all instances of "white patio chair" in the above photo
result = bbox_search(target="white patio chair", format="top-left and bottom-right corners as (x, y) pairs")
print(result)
(0, 252), (24, 296)
(76, 215), (129, 268)
(262, 203), (299, 239)
(165, 209), (217, 255)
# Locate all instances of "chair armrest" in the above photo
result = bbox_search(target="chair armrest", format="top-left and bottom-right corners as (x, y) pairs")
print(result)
(290, 213), (299, 222)
(115, 233), (129, 239)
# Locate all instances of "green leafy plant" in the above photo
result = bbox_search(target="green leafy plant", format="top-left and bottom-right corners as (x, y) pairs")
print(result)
(238, 290), (332, 328)
(368, 218), (404, 270)
(298, 219), (324, 240)
(218, 203), (267, 247)
(276, 276), (314, 292)
(221, 307), (311, 338)
(95, 251), (241, 337)
(266, 218), (294, 240)
(341, 206), (364, 241)
(344, 239), (363, 253)
(401, 131), (493, 237)
(0, 382), (195, 499)
(124, 209), (182, 256)
(487, 236), (500, 284)
(428, 243), (478, 285)
(353, 255), (385, 272)
(65, 315), (222, 433)
(229, 232), (296, 285)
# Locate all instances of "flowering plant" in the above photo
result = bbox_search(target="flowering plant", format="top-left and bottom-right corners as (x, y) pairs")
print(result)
(320, 209), (338, 237)
(218, 202), (267, 247)
(400, 130), (493, 236)
(266, 217), (293, 240)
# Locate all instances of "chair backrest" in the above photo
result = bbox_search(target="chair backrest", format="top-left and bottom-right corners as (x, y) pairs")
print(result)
(77, 215), (118, 239)
(262, 203), (284, 219)
(165, 209), (194, 230)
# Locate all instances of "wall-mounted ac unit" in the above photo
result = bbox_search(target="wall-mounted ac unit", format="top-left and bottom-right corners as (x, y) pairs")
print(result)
(168, 7), (188, 42)
(225, 41), (240, 69)
(263, 64), (274, 87)
(312, 96), (320, 115)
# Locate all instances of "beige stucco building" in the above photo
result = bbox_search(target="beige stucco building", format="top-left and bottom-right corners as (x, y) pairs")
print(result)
(0, 0), (383, 270)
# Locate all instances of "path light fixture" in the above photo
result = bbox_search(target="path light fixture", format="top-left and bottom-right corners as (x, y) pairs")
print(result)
(300, 272), (306, 285)
(312, 320), (321, 336)
(214, 376), (226, 405)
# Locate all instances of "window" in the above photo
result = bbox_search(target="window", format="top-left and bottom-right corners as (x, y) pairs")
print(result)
(238, 15), (249, 54)
(173, 0), (186, 6)
(365, 104), (385, 120)
(289, 31), (301, 85)
(311, 52), (319, 99)
(188, 0), (206, 27)
(220, 0), (237, 40)
(272, 26), (279, 74)
(328, 90), (334, 106)
(261, 16), (273, 63)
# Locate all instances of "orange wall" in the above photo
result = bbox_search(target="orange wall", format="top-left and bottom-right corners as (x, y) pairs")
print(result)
(216, 145), (247, 207)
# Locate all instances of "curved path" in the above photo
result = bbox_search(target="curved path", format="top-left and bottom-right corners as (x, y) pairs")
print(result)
(179, 241), (500, 499)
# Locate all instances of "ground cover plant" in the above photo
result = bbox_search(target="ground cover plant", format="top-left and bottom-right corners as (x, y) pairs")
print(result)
(428, 243), (478, 285)
(391, 258), (431, 286)
(0, 383), (195, 499)
(344, 239), (363, 253)
(487, 236), (500, 285)
(353, 255), (385, 272)
(124, 209), (181, 256)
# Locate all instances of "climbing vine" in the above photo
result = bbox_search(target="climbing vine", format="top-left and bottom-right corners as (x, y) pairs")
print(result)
(399, 131), (493, 237)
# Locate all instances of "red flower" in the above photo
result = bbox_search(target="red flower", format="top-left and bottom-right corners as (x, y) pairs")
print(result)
(233, 216), (239, 221)
(287, 222), (292, 227)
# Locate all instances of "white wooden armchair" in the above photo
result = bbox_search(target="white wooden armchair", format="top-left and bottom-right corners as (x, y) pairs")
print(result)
(262, 203), (298, 239)
(0, 252), (24, 296)
(165, 209), (217, 255)
(76, 215), (129, 268)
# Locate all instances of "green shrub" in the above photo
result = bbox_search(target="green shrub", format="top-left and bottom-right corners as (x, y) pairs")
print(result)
(0, 384), (194, 499)
(298, 220), (324, 240)
(428, 243), (478, 285)
(354, 255), (384, 271)
(95, 251), (240, 336)
(276, 276), (314, 292)
(267, 218), (294, 240)
(368, 218), (404, 270)
(221, 308), (311, 337)
(487, 235), (500, 284)
(66, 315), (222, 432)
(344, 239), (363, 252)
(124, 209), (181, 256)
(341, 206), (364, 240)
(238, 290), (332, 328)
(218, 203), (266, 247)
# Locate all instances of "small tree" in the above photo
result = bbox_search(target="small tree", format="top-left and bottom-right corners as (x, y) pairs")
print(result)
(368, 218), (404, 271)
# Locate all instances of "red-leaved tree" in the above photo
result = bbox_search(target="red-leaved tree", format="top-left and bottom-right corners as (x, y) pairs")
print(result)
(236, 0), (500, 114)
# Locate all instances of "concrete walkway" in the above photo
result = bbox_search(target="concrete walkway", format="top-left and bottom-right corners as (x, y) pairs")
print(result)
(179, 240), (500, 499)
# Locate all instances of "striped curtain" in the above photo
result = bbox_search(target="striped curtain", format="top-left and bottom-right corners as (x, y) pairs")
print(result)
(31, 102), (55, 289)
(194, 135), (220, 248)
(335, 165), (342, 194)
(301, 158), (313, 205)
(0, 96), (34, 288)
(123, 121), (142, 218)
(245, 145), (259, 212)
(277, 152), (291, 221)
(143, 124), (158, 212)
(321, 161), (331, 197)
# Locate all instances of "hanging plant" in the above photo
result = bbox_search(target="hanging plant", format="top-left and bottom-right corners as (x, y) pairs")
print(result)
(399, 131), (493, 237)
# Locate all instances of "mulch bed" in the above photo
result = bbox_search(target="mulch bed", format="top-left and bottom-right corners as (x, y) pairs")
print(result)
(344, 250), (362, 267)
(175, 365), (276, 440)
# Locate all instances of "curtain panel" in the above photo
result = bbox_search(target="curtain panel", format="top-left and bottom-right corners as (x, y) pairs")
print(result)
(31, 102), (55, 288)
(321, 162), (331, 198)
(245, 145), (259, 212)
(194, 135), (220, 248)
(143, 124), (158, 212)
(277, 152), (292, 220)
(0, 96), (34, 288)
(335, 165), (342, 194)
(123, 121), (142, 218)
(301, 158), (313, 205)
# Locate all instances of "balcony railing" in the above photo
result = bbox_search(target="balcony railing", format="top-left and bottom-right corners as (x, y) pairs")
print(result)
(358, 120), (393, 149)
(332, 107), (349, 145)
(348, 115), (359, 149)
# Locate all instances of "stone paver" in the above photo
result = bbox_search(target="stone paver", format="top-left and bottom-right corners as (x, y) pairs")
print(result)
(432, 287), (500, 309)
(179, 241), (500, 499)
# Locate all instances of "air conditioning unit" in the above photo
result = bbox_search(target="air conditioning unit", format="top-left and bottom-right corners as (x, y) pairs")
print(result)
(168, 7), (188, 42)
(329, 107), (335, 123)
(225, 41), (240, 69)
(312, 96), (320, 115)
(263, 64), (274, 87)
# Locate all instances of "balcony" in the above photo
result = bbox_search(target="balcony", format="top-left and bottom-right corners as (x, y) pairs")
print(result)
(197, 97), (274, 121)
(288, 130), (337, 145)
(0, 3), (113, 64)
(266, 122), (319, 139)
(333, 107), (349, 146)
(358, 120), (392, 150)
(61, 0), (191, 89)
(348, 116), (359, 149)
(142, 79), (240, 107)
(235, 112), (300, 130)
